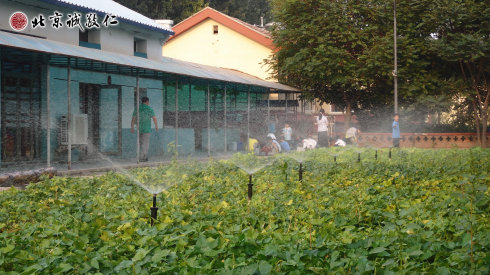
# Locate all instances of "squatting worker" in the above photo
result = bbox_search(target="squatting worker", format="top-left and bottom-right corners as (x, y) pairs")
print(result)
(315, 109), (329, 147)
(392, 113), (400, 148)
(345, 126), (360, 145)
(131, 96), (158, 162)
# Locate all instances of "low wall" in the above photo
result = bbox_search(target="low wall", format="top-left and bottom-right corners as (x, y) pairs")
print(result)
(332, 133), (489, 148)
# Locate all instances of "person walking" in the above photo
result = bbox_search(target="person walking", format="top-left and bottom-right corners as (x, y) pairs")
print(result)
(392, 113), (400, 148)
(131, 96), (158, 162)
(315, 109), (329, 147)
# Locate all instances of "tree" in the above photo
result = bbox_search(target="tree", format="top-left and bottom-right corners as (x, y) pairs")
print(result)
(115, 0), (271, 25)
(268, 0), (436, 129)
(421, 0), (489, 147)
(205, 0), (271, 26)
(114, 0), (204, 23)
(268, 0), (484, 134)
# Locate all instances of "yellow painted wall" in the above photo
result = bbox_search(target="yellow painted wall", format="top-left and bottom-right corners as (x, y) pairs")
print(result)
(162, 19), (273, 80)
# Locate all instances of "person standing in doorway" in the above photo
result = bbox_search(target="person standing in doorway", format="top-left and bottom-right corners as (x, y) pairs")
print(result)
(315, 109), (329, 147)
(392, 113), (400, 148)
(131, 97), (158, 162)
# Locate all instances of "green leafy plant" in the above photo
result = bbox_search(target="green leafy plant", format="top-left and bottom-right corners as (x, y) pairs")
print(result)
(0, 148), (488, 273)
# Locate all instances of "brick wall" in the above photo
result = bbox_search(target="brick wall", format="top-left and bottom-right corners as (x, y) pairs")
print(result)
(332, 133), (489, 148)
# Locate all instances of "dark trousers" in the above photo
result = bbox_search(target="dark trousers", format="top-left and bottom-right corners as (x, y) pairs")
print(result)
(318, 131), (329, 147)
(393, 138), (400, 148)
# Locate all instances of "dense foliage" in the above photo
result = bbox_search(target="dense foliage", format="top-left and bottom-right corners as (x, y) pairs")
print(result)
(114, 0), (271, 25)
(1, 148), (489, 273)
(268, 0), (489, 139)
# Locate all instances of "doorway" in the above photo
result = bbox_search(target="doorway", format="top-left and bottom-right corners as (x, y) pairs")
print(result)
(1, 61), (41, 162)
(79, 83), (122, 156)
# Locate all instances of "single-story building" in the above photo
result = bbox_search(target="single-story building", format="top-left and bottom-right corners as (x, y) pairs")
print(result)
(0, 0), (299, 172)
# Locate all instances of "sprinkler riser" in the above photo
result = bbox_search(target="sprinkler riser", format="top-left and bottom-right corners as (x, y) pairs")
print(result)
(375, 150), (378, 160)
(150, 194), (158, 226)
(150, 207), (158, 226)
(358, 153), (361, 162)
(248, 175), (253, 200)
(299, 163), (303, 181)
(389, 148), (392, 159)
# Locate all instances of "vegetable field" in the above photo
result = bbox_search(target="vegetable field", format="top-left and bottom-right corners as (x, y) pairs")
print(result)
(1, 148), (489, 274)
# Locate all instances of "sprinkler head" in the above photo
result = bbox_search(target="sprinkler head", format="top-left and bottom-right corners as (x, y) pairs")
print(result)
(248, 174), (253, 201)
(150, 194), (159, 226)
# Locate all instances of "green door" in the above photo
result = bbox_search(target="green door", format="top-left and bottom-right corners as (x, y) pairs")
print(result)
(99, 86), (121, 154)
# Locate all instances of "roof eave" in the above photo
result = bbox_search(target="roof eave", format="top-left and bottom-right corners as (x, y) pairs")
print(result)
(37, 0), (174, 36)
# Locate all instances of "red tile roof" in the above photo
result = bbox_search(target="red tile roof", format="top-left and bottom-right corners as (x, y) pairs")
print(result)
(168, 7), (274, 49)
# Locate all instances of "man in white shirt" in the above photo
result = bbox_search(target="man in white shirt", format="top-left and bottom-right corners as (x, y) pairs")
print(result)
(315, 109), (329, 147)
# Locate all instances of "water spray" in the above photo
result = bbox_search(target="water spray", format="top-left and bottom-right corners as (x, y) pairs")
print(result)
(248, 174), (253, 201)
(232, 153), (274, 201)
(150, 194), (158, 226)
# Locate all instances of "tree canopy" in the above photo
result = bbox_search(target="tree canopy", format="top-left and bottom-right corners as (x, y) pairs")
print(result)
(114, 0), (271, 25)
(268, 0), (488, 143)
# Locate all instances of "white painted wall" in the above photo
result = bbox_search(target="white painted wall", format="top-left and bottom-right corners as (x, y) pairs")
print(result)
(99, 28), (133, 56)
(0, 0), (168, 61)
(163, 18), (272, 80)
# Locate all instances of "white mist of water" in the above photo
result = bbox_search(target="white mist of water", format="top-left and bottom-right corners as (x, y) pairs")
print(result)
(93, 151), (161, 194)
(231, 153), (275, 175)
(287, 152), (309, 164)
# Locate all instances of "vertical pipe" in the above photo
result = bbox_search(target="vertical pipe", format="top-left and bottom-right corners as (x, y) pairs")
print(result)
(207, 84), (211, 157)
(285, 92), (288, 122)
(299, 162), (303, 182)
(389, 147), (392, 159)
(136, 76), (140, 163)
(224, 85), (227, 153)
(393, 0), (398, 114)
(150, 193), (158, 226)
(46, 65), (51, 167)
(375, 149), (378, 160)
(67, 65), (71, 170)
(248, 174), (253, 201)
(175, 80), (178, 156)
(188, 81), (192, 128)
(267, 93), (270, 132)
(247, 87), (250, 149)
(162, 80), (166, 157)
